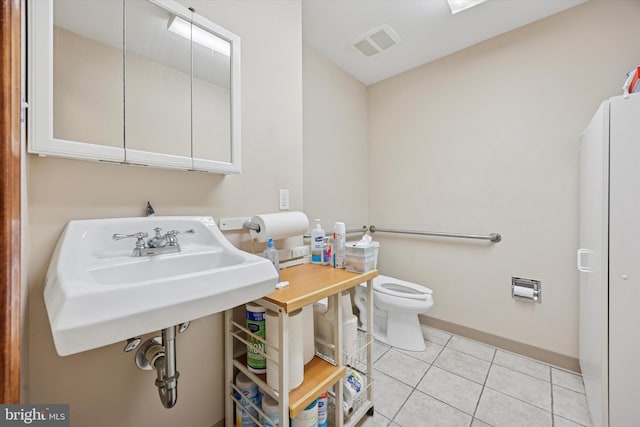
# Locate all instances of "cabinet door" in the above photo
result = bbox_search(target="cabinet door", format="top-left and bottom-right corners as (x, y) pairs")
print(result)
(29, 0), (241, 174)
(124, 0), (192, 169)
(608, 94), (640, 427)
(578, 100), (609, 427)
(29, 0), (125, 161)
(191, 15), (242, 174)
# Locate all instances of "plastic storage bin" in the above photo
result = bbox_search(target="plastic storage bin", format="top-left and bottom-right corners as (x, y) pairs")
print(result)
(345, 241), (379, 273)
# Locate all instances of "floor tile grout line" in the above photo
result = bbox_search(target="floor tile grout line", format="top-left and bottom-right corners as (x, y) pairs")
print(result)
(396, 344), (443, 365)
(491, 360), (552, 384)
(389, 387), (417, 425)
(443, 347), (495, 363)
(471, 345), (497, 421)
(373, 341), (448, 392)
(409, 385), (480, 421)
(384, 337), (454, 426)
(550, 367), (555, 427)
(380, 328), (587, 427)
(446, 336), (497, 363)
(431, 348), (492, 386)
(428, 362), (487, 387)
(553, 413), (589, 427)
(407, 331), (495, 422)
(490, 359), (556, 390)
(484, 384), (553, 414)
(373, 344), (391, 364)
(440, 343), (495, 365)
(375, 347), (433, 388)
(551, 382), (587, 396)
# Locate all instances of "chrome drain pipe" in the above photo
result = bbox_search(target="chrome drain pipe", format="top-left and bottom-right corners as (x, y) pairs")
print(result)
(133, 326), (180, 408)
(155, 326), (179, 408)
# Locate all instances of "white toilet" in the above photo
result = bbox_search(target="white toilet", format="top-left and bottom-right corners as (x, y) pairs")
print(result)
(354, 275), (434, 351)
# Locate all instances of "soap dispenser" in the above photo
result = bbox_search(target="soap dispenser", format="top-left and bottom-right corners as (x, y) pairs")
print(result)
(310, 219), (325, 264)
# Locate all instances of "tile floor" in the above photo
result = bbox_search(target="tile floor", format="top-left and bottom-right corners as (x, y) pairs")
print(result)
(355, 326), (591, 427)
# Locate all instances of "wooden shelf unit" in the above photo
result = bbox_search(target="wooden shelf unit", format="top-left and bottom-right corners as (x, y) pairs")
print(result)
(225, 263), (378, 427)
(233, 353), (346, 418)
(264, 264), (378, 314)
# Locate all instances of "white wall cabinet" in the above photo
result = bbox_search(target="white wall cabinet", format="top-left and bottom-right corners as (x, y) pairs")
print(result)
(578, 94), (640, 426)
(28, 0), (241, 174)
(225, 264), (377, 427)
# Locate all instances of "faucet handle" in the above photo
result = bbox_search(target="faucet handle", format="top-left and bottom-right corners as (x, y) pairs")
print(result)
(164, 229), (194, 246)
(113, 232), (148, 251)
(113, 232), (148, 241)
(165, 229), (195, 235)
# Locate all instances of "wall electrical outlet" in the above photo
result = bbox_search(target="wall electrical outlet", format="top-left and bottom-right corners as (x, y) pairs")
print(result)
(279, 189), (290, 210)
(290, 245), (309, 258)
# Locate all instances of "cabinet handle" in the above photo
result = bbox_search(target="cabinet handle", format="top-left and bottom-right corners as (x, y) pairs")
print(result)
(577, 249), (593, 273)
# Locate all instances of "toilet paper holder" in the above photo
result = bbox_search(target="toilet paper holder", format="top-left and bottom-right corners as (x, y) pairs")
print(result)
(511, 277), (541, 303)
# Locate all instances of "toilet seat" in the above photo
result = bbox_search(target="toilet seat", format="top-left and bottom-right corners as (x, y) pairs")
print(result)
(373, 275), (432, 301)
(356, 275), (435, 351)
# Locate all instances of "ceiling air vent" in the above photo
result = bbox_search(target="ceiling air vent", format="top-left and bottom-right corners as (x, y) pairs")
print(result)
(352, 24), (401, 58)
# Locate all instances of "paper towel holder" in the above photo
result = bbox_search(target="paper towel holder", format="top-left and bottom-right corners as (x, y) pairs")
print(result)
(512, 277), (541, 303)
(242, 220), (260, 232)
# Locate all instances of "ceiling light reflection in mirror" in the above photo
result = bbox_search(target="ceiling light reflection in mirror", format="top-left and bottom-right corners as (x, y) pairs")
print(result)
(168, 15), (230, 56)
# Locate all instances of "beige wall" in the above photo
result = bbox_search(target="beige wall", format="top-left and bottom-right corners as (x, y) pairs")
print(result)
(302, 44), (369, 230)
(368, 0), (640, 359)
(26, 1), (302, 426)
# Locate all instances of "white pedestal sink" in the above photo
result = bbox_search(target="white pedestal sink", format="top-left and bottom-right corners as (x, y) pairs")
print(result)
(44, 216), (278, 356)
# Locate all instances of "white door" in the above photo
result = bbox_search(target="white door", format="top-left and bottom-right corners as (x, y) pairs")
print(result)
(578, 100), (609, 427)
(608, 94), (640, 426)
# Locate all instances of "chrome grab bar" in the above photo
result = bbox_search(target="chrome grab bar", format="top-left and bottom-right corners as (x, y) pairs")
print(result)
(368, 226), (501, 243)
(302, 225), (368, 239)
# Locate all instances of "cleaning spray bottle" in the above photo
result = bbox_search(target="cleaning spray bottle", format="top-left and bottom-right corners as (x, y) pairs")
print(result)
(333, 222), (346, 269)
(263, 238), (280, 281)
(310, 219), (325, 264)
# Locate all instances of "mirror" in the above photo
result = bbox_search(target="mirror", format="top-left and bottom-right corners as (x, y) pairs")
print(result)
(53, 0), (123, 151)
(125, 0), (192, 168)
(29, 0), (242, 174)
(192, 20), (232, 165)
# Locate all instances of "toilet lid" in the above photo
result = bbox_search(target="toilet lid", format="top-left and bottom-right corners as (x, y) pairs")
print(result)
(373, 275), (432, 300)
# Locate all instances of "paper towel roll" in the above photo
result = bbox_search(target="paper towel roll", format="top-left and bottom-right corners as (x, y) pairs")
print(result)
(513, 286), (535, 299)
(302, 305), (315, 365)
(249, 211), (309, 243)
(266, 309), (304, 391)
(343, 315), (358, 360)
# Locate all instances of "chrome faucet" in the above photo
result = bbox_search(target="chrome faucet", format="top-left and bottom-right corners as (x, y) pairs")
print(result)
(113, 228), (195, 257)
(147, 227), (169, 248)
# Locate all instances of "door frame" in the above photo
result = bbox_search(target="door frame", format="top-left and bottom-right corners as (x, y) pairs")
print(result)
(0, 0), (22, 404)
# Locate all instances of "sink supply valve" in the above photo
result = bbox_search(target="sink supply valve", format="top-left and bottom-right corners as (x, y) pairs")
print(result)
(178, 321), (190, 334)
(130, 326), (182, 408)
(123, 337), (142, 353)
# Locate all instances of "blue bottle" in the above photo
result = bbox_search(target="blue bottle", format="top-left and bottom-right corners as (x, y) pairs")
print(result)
(264, 238), (280, 281)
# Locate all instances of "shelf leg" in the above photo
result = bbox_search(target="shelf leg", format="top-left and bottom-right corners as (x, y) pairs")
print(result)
(367, 279), (374, 405)
(335, 292), (344, 426)
(279, 309), (290, 427)
(224, 309), (234, 427)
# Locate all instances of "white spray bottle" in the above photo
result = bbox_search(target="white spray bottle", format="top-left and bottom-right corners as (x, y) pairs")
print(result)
(333, 222), (346, 269)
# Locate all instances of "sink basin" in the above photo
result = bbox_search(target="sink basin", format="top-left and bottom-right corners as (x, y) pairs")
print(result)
(44, 216), (278, 356)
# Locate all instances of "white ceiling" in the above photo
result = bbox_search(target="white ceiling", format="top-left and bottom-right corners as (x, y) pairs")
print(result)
(302, 0), (588, 86)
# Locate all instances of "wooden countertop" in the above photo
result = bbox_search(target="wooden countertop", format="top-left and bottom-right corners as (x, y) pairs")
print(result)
(262, 263), (378, 314)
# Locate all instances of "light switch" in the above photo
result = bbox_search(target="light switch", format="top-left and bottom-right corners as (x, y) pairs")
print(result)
(279, 189), (289, 210)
